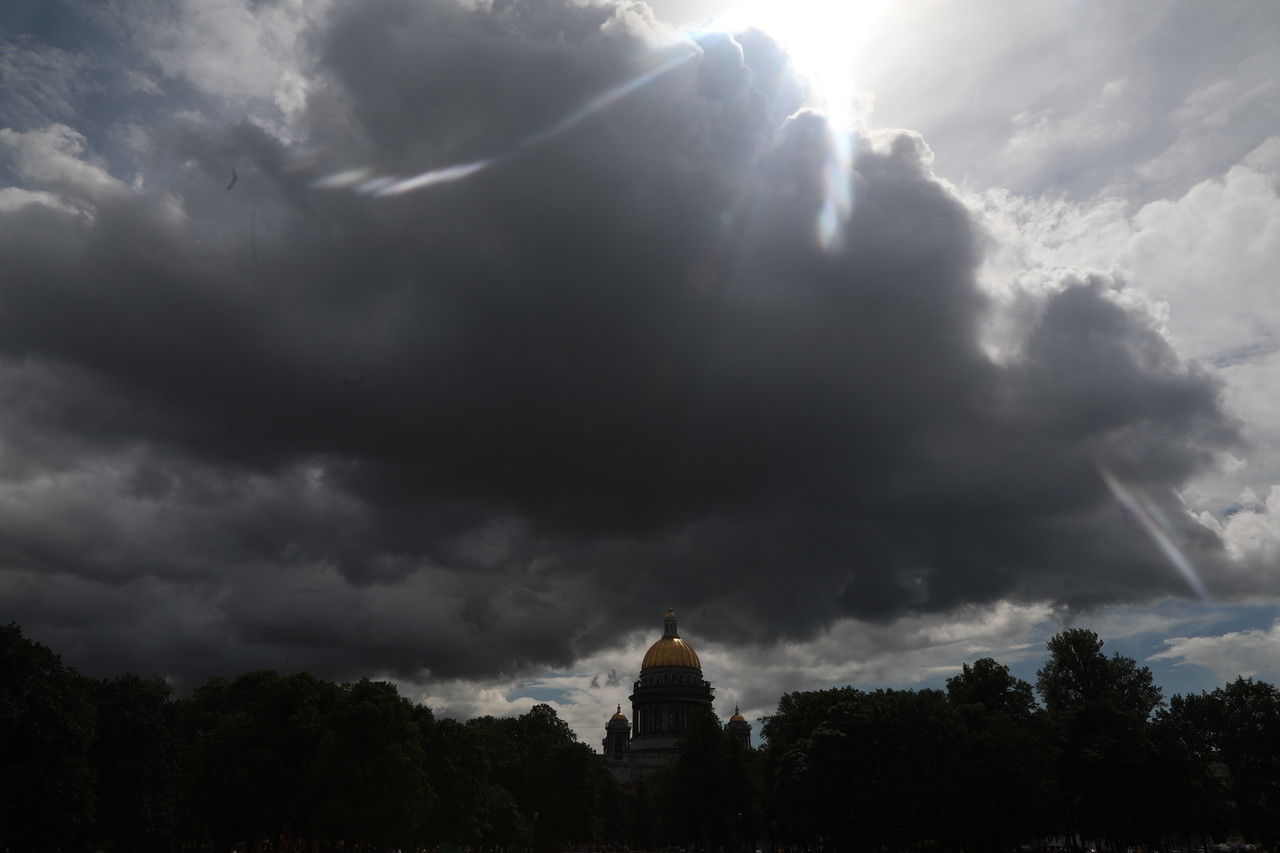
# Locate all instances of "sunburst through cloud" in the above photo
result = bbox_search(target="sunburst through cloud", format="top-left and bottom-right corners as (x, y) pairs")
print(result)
(708, 0), (889, 249)
(3, 1), (1280, 846)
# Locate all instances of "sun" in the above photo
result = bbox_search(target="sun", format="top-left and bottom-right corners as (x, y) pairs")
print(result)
(708, 0), (888, 130)
(701, 0), (891, 249)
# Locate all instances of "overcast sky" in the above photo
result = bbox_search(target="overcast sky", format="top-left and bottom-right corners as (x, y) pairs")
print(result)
(2, 0), (1279, 745)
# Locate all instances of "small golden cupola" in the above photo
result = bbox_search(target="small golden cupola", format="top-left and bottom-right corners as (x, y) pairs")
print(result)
(602, 704), (631, 760)
(640, 608), (701, 670)
(726, 704), (752, 748)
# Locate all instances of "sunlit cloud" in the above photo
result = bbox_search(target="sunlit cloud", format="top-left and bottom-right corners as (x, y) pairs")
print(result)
(710, 0), (889, 250)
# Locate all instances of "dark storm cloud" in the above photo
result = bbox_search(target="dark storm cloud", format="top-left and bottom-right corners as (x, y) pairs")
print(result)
(0, 0), (1240, 684)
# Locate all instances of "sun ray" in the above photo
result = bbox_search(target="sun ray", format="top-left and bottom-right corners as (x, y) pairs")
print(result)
(306, 49), (697, 200)
(1099, 464), (1214, 604)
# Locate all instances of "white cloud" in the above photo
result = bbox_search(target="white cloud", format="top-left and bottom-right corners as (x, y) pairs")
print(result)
(1151, 619), (1280, 681)
(0, 123), (188, 234)
(1128, 158), (1280, 365)
(0, 124), (129, 205)
(1203, 486), (1280, 565)
(970, 149), (1280, 361)
(1244, 135), (1280, 174)
(0, 186), (78, 215)
(105, 0), (325, 133)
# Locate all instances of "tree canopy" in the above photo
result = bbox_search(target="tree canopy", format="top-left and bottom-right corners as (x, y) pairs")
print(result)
(2, 622), (1278, 852)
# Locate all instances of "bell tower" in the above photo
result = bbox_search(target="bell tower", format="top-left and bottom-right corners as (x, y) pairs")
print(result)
(602, 704), (631, 761)
(727, 706), (752, 749)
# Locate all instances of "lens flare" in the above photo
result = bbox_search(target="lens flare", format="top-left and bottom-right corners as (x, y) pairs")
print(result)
(355, 176), (396, 196)
(307, 50), (696, 200)
(376, 159), (493, 197)
(519, 51), (693, 150)
(308, 167), (373, 190)
(1099, 464), (1213, 603)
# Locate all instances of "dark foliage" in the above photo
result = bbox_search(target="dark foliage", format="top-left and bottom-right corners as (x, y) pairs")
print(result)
(0, 624), (97, 850)
(760, 630), (1276, 852)
(2, 623), (1279, 851)
(90, 673), (180, 851)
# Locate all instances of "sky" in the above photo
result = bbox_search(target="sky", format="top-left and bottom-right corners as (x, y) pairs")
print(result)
(1, 0), (1279, 746)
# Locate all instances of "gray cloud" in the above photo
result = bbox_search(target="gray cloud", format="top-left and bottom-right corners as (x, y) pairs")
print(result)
(0, 0), (1242, 686)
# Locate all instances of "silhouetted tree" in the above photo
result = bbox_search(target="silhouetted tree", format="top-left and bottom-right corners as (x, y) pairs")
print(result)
(1180, 677), (1280, 847)
(947, 657), (1058, 849)
(947, 656), (1037, 720)
(89, 673), (180, 851)
(515, 703), (598, 846)
(1148, 692), (1233, 846)
(1036, 628), (1163, 849)
(315, 678), (430, 847)
(630, 775), (661, 850)
(598, 755), (631, 844)
(762, 687), (865, 848)
(421, 716), (516, 846)
(764, 687), (966, 851)
(178, 671), (343, 849)
(463, 703), (616, 850)
(0, 624), (97, 852)
(723, 720), (764, 851)
(667, 707), (731, 843)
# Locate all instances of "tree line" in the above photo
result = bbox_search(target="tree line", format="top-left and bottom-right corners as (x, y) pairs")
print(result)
(3, 623), (1279, 852)
(759, 629), (1280, 852)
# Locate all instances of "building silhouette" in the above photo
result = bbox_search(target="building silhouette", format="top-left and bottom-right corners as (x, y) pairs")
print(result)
(602, 608), (750, 781)
(727, 705), (751, 748)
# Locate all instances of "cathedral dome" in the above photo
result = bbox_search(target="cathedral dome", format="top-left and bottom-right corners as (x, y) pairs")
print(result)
(729, 706), (747, 723)
(641, 608), (701, 669)
(641, 637), (701, 668)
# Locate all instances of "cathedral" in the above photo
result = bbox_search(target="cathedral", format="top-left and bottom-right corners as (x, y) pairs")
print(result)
(601, 608), (751, 782)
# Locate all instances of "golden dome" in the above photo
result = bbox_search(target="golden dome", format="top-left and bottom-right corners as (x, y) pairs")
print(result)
(641, 636), (701, 669)
(729, 706), (746, 722)
(610, 704), (627, 722)
(641, 607), (701, 669)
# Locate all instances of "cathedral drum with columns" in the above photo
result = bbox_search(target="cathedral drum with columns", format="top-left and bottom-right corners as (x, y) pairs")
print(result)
(601, 608), (751, 782)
